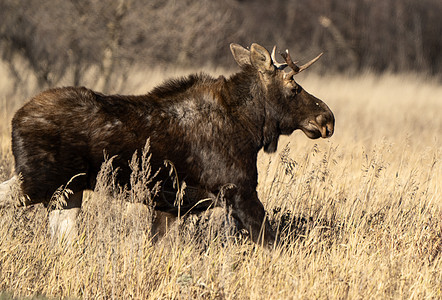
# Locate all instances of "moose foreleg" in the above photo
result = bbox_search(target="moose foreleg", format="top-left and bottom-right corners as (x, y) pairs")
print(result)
(227, 187), (276, 247)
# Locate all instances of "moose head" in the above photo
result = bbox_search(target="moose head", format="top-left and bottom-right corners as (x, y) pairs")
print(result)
(230, 43), (334, 153)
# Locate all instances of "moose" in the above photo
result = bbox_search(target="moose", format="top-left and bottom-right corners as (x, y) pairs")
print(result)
(2, 43), (334, 246)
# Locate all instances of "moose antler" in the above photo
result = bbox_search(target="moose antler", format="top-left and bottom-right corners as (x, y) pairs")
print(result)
(271, 46), (288, 70)
(280, 49), (323, 78)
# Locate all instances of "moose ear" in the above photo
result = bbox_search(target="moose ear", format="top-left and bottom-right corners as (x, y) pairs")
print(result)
(230, 43), (251, 68)
(250, 43), (273, 73)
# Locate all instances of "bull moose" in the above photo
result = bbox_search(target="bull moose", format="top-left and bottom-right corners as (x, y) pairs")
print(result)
(3, 43), (334, 246)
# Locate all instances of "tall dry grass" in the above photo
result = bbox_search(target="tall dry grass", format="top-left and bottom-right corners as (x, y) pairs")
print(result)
(0, 64), (441, 299)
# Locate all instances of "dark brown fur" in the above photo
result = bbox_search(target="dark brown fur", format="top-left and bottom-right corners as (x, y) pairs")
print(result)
(11, 44), (334, 245)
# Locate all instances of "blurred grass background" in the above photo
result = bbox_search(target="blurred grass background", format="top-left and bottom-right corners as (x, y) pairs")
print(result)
(1, 0), (442, 95)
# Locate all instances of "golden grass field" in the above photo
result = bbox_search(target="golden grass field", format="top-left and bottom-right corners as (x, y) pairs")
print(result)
(0, 64), (441, 299)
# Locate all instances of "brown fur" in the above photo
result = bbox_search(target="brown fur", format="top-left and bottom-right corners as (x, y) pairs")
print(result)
(11, 44), (334, 245)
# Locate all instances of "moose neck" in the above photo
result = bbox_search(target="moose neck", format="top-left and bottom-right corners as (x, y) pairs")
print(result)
(226, 67), (280, 154)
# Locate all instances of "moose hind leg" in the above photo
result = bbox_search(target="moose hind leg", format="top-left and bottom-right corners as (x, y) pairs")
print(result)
(49, 191), (83, 244)
(0, 175), (18, 205)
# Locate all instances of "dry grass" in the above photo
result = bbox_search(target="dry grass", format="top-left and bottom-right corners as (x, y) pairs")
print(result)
(0, 64), (441, 299)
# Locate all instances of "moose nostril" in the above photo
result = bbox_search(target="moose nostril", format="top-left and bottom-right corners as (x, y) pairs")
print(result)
(315, 114), (334, 138)
(316, 114), (325, 125)
(326, 124), (334, 137)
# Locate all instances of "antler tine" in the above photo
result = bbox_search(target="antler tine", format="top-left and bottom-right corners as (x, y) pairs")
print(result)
(271, 46), (288, 70)
(281, 49), (323, 78)
(298, 52), (323, 73)
(280, 49), (299, 78)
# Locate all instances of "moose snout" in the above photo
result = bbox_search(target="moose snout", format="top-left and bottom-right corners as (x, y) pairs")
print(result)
(315, 114), (334, 138)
